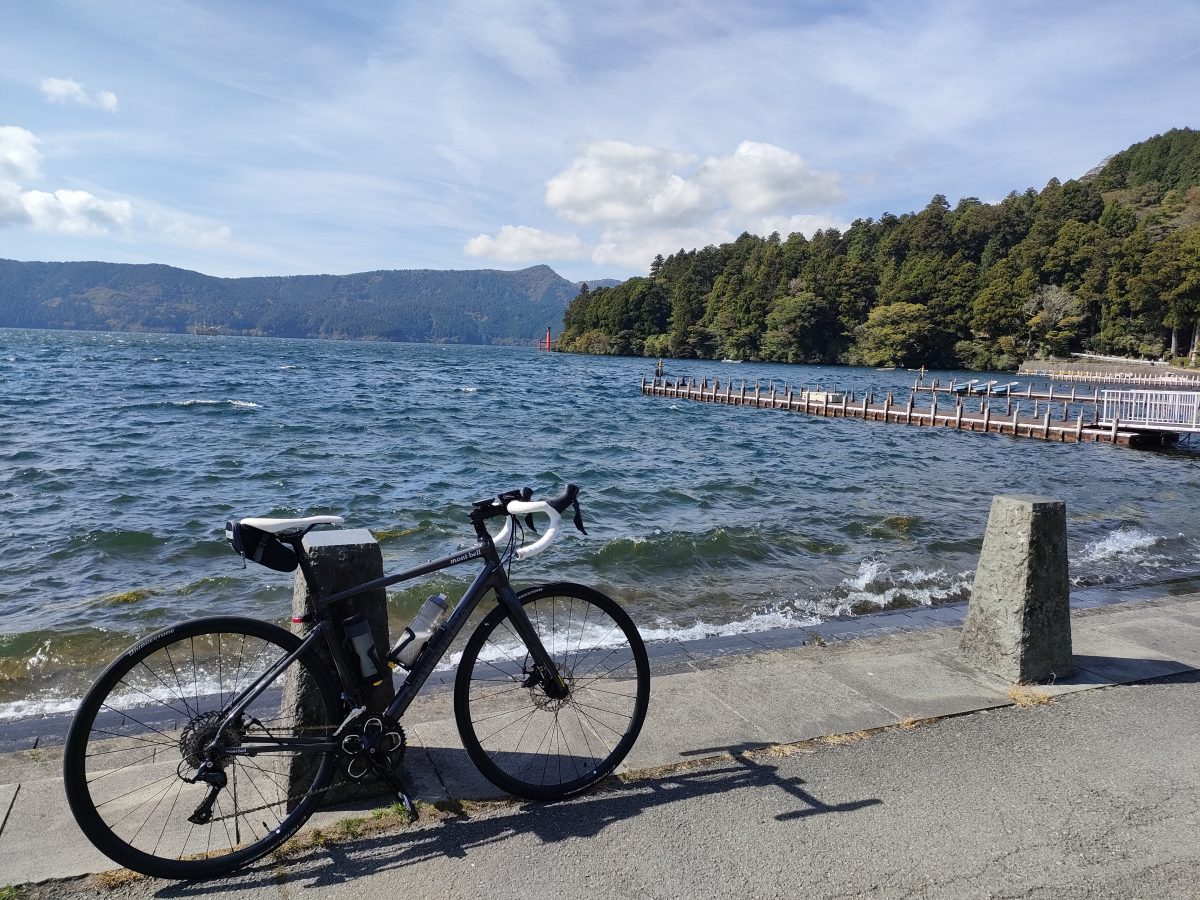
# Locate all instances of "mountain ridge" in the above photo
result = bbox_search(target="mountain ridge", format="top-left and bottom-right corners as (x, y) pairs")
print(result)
(0, 260), (610, 344)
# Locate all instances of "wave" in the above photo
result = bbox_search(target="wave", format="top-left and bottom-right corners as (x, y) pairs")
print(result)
(822, 558), (973, 617)
(1071, 527), (1185, 586)
(125, 398), (263, 410)
(175, 398), (261, 409)
(431, 603), (823, 673)
(0, 694), (86, 721)
(585, 526), (842, 573)
(638, 605), (822, 642)
(1077, 527), (1171, 565)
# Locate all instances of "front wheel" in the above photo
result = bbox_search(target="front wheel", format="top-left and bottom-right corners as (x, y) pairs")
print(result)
(62, 616), (341, 880)
(454, 583), (650, 800)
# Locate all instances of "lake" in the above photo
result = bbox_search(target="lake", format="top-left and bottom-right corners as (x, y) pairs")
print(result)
(2, 328), (1198, 719)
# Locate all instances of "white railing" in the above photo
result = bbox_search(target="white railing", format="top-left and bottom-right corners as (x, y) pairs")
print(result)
(1100, 390), (1200, 432)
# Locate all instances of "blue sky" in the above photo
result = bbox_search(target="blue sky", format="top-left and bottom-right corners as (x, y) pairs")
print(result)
(2, 1), (1199, 283)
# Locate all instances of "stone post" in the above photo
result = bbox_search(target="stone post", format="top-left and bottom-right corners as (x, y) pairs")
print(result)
(291, 528), (394, 711)
(960, 495), (1073, 683)
(284, 528), (394, 802)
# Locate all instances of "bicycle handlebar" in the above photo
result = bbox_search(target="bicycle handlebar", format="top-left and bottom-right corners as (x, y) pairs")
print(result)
(504, 500), (561, 559)
(474, 483), (586, 560)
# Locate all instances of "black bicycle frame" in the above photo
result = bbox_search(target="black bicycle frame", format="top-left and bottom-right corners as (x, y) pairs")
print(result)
(216, 527), (563, 753)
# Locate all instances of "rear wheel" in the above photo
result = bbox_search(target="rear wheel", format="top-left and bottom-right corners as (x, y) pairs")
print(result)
(454, 583), (650, 800)
(62, 616), (341, 879)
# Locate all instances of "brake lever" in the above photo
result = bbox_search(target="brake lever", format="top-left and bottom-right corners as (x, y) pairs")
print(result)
(524, 513), (537, 533)
(572, 500), (588, 535)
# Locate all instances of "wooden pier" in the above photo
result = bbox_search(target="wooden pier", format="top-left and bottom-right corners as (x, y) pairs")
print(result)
(641, 375), (1152, 446)
(1019, 367), (1200, 388)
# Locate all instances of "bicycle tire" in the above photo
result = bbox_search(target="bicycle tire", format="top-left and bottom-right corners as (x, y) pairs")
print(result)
(62, 616), (341, 879)
(454, 582), (650, 800)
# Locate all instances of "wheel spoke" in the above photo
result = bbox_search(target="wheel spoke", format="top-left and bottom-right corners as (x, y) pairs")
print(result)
(458, 586), (648, 800)
(65, 620), (339, 879)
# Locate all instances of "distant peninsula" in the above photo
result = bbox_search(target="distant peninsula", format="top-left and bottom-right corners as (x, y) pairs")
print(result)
(0, 261), (619, 345)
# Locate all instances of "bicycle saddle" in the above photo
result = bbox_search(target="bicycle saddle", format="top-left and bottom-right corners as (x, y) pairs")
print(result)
(236, 515), (344, 534)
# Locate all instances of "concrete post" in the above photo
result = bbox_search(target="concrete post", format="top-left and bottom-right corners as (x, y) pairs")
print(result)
(284, 529), (394, 801)
(960, 495), (1073, 683)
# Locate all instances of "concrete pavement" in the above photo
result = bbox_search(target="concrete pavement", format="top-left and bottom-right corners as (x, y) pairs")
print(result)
(2, 587), (1199, 890)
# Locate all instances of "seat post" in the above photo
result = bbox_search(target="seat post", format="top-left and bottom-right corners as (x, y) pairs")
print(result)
(287, 535), (324, 609)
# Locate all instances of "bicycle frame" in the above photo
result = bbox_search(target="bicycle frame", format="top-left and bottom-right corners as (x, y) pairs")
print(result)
(215, 526), (562, 754)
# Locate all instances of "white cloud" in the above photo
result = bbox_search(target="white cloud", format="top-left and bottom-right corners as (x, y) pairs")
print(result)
(40, 77), (119, 111)
(464, 225), (586, 262)
(0, 126), (43, 180)
(0, 124), (134, 235)
(20, 188), (132, 234)
(743, 213), (846, 237)
(469, 139), (847, 272)
(545, 141), (719, 228)
(0, 180), (30, 226)
(696, 142), (845, 214)
(163, 219), (232, 248)
(592, 225), (736, 270)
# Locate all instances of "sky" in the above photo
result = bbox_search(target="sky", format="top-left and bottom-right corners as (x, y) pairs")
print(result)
(2, 1), (1199, 284)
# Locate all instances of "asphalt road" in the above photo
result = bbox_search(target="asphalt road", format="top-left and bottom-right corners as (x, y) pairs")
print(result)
(30, 670), (1200, 900)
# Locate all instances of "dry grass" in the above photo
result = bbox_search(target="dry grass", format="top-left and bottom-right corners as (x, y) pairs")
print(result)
(820, 730), (871, 746)
(87, 869), (143, 891)
(1007, 685), (1055, 708)
(747, 742), (818, 759)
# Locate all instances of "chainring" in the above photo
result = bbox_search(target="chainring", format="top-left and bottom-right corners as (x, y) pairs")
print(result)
(339, 714), (406, 781)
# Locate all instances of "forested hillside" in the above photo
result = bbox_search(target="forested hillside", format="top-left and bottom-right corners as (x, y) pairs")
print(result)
(558, 128), (1200, 369)
(0, 262), (588, 345)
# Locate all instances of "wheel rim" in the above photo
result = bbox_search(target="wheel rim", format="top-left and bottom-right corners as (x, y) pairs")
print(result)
(68, 624), (336, 873)
(460, 589), (648, 796)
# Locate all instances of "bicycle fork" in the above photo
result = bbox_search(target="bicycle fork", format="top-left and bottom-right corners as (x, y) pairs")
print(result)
(493, 583), (570, 700)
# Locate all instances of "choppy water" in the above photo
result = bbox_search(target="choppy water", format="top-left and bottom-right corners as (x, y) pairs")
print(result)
(3, 328), (1200, 720)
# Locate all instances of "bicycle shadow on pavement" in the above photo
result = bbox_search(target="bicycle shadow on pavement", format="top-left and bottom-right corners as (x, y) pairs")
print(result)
(151, 743), (882, 896)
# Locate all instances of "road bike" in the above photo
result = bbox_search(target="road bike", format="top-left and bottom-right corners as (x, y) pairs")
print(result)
(62, 484), (650, 879)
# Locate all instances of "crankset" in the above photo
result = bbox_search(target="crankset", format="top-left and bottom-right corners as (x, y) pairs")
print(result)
(339, 714), (416, 820)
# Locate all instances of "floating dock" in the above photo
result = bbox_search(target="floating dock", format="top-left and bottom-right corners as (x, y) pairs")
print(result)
(639, 375), (1193, 447)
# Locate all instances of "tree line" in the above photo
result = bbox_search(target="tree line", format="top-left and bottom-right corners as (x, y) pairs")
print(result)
(557, 128), (1200, 369)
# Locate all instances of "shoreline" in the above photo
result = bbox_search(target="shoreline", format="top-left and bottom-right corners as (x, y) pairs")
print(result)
(2, 576), (1190, 751)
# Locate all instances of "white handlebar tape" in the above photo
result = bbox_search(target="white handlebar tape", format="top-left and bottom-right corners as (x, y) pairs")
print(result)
(504, 500), (562, 560)
(491, 514), (513, 549)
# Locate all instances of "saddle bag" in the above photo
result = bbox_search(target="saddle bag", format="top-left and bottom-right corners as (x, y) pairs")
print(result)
(227, 521), (298, 572)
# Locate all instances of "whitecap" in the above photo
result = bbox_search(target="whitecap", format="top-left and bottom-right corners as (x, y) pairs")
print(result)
(638, 606), (822, 642)
(171, 399), (260, 409)
(0, 695), (84, 721)
(1078, 527), (1165, 565)
(828, 558), (973, 617)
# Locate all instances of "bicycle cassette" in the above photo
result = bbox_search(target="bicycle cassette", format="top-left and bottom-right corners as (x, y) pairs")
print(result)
(339, 715), (406, 782)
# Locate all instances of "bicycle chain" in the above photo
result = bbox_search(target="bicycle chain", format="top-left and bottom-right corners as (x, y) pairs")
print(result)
(200, 720), (407, 824)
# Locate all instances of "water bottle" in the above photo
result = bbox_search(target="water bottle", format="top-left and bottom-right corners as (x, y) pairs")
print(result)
(343, 614), (384, 685)
(390, 593), (449, 669)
